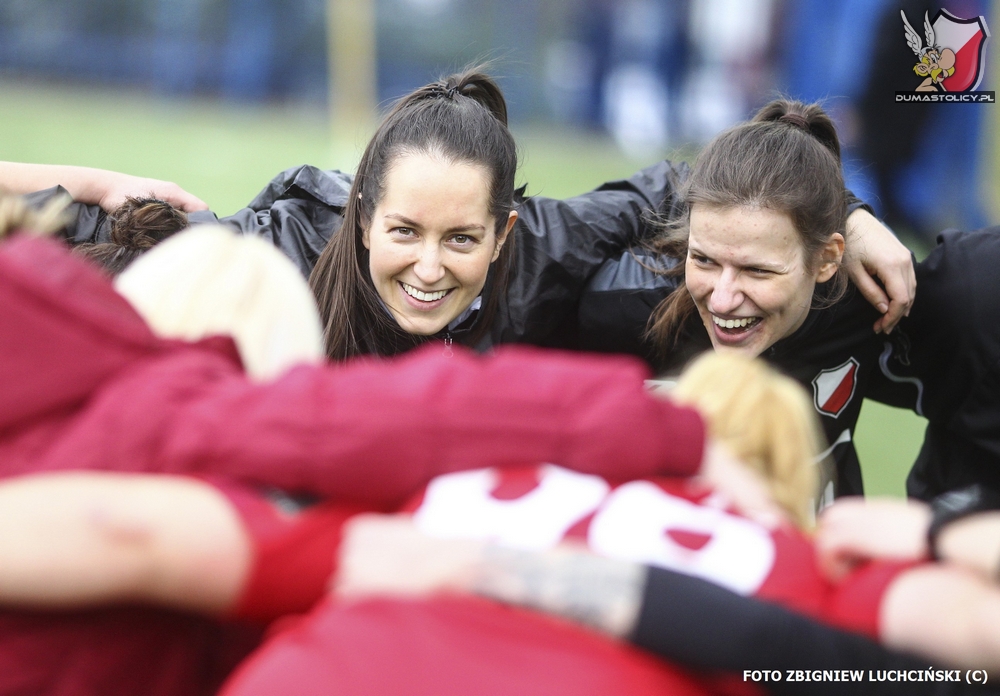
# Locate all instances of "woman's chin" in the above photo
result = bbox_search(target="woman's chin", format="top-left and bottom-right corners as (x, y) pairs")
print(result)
(390, 310), (451, 337)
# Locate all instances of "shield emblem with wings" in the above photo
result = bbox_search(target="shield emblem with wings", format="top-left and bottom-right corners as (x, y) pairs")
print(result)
(902, 9), (991, 92)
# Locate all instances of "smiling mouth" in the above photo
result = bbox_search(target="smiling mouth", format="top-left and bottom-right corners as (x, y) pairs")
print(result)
(711, 315), (761, 333)
(400, 282), (451, 303)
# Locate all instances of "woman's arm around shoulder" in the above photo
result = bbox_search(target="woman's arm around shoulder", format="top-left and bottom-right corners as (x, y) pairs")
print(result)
(843, 209), (916, 334)
(507, 160), (689, 345)
(0, 161), (208, 213)
(101, 344), (707, 505)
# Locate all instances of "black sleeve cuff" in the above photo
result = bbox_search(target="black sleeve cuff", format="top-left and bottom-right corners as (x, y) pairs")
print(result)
(845, 189), (875, 217)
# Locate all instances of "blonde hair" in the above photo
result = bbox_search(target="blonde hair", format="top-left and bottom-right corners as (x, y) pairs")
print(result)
(115, 224), (324, 381)
(673, 352), (823, 528)
(0, 192), (69, 240)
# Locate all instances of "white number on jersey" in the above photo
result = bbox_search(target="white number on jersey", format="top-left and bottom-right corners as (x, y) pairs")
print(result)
(414, 465), (610, 550)
(414, 466), (776, 594)
(588, 480), (775, 595)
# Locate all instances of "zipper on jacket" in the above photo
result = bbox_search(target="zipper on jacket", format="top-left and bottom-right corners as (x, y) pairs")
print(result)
(443, 333), (454, 358)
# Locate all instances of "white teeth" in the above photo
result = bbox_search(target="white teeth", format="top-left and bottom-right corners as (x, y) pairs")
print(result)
(712, 315), (758, 330)
(402, 283), (448, 302)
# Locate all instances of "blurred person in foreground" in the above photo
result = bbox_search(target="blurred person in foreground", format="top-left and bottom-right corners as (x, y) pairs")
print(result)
(321, 353), (1000, 694)
(0, 204), (765, 695)
(0, 342), (993, 694)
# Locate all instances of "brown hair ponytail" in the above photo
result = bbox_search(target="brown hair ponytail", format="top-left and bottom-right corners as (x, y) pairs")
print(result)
(753, 99), (842, 163)
(75, 197), (188, 276)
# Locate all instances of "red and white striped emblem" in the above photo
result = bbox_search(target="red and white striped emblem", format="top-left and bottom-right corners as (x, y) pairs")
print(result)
(934, 10), (991, 92)
(812, 358), (859, 418)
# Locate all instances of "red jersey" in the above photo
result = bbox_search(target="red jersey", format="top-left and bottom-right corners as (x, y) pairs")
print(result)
(0, 236), (708, 696)
(220, 466), (908, 696)
(408, 465), (900, 636)
(0, 236), (706, 502)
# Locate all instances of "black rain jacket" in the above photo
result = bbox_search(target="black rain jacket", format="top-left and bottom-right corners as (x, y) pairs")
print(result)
(869, 228), (1000, 500)
(38, 161), (686, 352)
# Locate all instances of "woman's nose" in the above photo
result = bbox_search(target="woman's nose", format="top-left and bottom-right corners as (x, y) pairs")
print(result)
(413, 243), (446, 284)
(709, 269), (745, 314)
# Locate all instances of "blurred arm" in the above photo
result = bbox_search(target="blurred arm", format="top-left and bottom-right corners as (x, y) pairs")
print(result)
(336, 515), (949, 696)
(101, 344), (707, 504)
(817, 491), (1000, 582)
(0, 161), (208, 212)
(936, 512), (1000, 578)
(335, 514), (644, 636)
(0, 472), (249, 614)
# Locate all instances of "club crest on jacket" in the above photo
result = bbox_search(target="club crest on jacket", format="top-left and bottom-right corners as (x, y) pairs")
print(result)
(812, 357), (860, 418)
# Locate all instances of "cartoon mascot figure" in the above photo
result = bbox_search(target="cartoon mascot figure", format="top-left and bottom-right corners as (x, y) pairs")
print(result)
(902, 10), (957, 91)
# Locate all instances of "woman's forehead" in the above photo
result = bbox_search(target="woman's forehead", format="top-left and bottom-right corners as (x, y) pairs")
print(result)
(689, 205), (804, 264)
(378, 152), (493, 224)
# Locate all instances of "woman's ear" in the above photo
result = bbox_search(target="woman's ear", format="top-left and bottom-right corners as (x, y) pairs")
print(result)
(815, 232), (845, 283)
(491, 210), (517, 262)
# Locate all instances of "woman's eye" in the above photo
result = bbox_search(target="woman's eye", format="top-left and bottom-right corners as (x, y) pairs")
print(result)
(392, 227), (416, 238)
(690, 254), (713, 265)
(449, 234), (477, 246)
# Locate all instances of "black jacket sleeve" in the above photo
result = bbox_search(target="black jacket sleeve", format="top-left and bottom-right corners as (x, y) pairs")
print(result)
(216, 165), (352, 278)
(633, 566), (992, 695)
(501, 159), (691, 347)
(868, 227), (1000, 499)
(23, 186), (108, 244)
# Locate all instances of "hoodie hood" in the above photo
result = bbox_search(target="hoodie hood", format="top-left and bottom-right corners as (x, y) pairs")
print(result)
(0, 235), (162, 430)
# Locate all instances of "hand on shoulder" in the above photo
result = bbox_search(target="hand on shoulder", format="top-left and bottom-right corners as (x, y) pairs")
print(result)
(843, 209), (916, 334)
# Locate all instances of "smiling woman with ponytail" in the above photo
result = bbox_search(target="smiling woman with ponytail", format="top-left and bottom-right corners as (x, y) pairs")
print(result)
(309, 69), (519, 359)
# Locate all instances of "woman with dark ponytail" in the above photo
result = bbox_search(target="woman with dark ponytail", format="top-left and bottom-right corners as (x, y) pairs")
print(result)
(584, 98), (891, 498)
(1, 80), (914, 366)
(308, 69), (519, 359)
(646, 99), (851, 352)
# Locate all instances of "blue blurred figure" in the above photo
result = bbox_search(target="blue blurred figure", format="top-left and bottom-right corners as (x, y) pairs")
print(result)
(783, 0), (992, 242)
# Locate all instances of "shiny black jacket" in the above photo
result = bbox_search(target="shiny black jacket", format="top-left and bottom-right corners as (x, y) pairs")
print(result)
(39, 161), (687, 352)
(869, 228), (1000, 500)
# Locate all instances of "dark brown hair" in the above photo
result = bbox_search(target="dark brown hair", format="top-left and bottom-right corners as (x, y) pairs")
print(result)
(75, 197), (188, 276)
(647, 99), (848, 353)
(309, 68), (518, 360)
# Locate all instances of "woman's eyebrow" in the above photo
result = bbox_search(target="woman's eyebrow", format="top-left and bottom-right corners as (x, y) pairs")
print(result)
(383, 213), (423, 228)
(689, 244), (784, 271)
(383, 213), (485, 234)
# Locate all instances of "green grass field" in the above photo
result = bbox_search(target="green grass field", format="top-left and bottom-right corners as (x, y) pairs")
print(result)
(0, 78), (927, 496)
